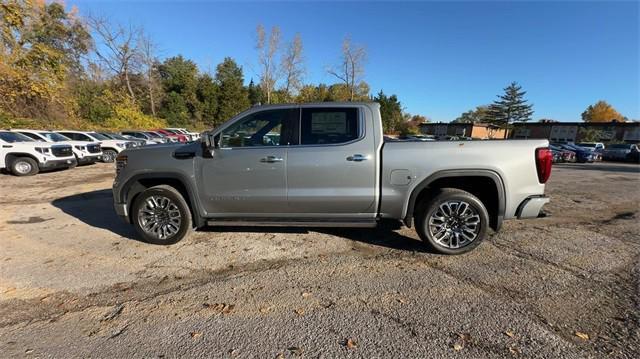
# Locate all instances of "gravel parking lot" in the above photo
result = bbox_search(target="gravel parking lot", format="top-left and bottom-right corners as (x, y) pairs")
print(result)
(0, 162), (639, 358)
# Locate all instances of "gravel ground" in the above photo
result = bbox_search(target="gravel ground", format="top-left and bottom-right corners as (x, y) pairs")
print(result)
(0, 161), (638, 358)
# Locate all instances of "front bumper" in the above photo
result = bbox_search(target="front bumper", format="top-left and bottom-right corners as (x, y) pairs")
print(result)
(39, 158), (77, 170)
(516, 196), (550, 219)
(114, 202), (130, 223)
(78, 154), (102, 164)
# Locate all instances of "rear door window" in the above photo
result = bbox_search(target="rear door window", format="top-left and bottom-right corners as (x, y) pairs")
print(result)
(300, 108), (359, 145)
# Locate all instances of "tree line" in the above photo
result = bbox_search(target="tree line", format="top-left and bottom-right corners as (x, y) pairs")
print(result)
(0, 1), (423, 133)
(454, 82), (629, 125)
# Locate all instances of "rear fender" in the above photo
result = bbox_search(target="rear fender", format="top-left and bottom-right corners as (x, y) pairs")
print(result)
(403, 169), (506, 230)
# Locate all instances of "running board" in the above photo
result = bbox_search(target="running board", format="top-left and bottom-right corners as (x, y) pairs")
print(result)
(206, 218), (378, 228)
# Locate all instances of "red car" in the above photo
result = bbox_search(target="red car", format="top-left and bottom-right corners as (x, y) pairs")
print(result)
(154, 129), (188, 143)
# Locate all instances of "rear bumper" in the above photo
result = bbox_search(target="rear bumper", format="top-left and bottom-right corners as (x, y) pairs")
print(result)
(516, 195), (550, 219)
(39, 158), (77, 170)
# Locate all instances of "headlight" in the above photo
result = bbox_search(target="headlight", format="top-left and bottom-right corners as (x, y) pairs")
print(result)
(116, 143), (126, 148)
(35, 147), (51, 154)
(74, 145), (86, 151)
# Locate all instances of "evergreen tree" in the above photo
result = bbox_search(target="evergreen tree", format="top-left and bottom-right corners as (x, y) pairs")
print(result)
(486, 82), (534, 128)
(214, 57), (250, 123)
(158, 56), (201, 125)
(374, 90), (403, 134)
(196, 74), (218, 127)
(247, 79), (263, 105)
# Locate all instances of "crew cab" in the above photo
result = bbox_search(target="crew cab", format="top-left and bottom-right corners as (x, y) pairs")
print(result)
(57, 131), (133, 163)
(11, 129), (102, 165)
(1, 131), (76, 176)
(113, 103), (552, 254)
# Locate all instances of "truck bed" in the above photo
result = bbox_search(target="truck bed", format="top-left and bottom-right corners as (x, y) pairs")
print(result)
(379, 139), (549, 221)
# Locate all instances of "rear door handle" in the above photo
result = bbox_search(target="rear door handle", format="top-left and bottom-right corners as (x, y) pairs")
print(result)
(260, 155), (283, 163)
(347, 154), (367, 162)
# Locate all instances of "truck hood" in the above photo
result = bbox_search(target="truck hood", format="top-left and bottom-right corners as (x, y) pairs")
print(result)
(123, 141), (189, 155)
(56, 140), (100, 147)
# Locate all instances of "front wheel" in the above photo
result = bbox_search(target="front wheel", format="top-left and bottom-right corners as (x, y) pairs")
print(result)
(132, 185), (193, 245)
(415, 188), (489, 255)
(101, 149), (117, 163)
(10, 157), (39, 176)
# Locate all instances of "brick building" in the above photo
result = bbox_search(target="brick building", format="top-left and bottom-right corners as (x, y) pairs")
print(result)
(510, 121), (640, 143)
(419, 122), (508, 139)
(419, 121), (640, 143)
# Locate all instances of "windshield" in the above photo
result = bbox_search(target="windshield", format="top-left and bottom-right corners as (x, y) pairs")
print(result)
(105, 133), (128, 140)
(0, 131), (35, 143)
(88, 132), (110, 140)
(146, 131), (165, 137)
(577, 143), (595, 148)
(40, 132), (71, 142)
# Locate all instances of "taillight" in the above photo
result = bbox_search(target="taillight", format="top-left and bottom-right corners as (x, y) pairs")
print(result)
(535, 148), (553, 183)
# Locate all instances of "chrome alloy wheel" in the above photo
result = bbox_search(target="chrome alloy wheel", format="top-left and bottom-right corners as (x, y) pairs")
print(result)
(137, 195), (182, 239)
(15, 160), (32, 175)
(428, 200), (481, 249)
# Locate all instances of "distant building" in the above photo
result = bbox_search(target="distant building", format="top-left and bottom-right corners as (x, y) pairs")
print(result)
(419, 121), (640, 143)
(510, 121), (640, 143)
(419, 122), (507, 139)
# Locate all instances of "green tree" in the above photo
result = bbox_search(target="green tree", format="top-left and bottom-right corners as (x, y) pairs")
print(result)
(214, 57), (250, 123)
(581, 100), (626, 122)
(73, 80), (113, 125)
(196, 73), (218, 127)
(486, 82), (534, 127)
(454, 105), (490, 123)
(374, 90), (403, 134)
(296, 84), (330, 103)
(158, 56), (201, 125)
(161, 92), (190, 126)
(247, 79), (263, 105)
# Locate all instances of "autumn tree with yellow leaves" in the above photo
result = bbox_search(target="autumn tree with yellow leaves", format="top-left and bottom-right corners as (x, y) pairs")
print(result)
(581, 100), (627, 122)
(0, 0), (90, 125)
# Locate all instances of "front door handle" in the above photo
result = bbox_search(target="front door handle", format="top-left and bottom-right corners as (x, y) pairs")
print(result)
(347, 154), (367, 162)
(260, 155), (283, 163)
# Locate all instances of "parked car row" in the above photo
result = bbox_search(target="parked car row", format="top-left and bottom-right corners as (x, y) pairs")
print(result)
(551, 142), (639, 164)
(1, 127), (200, 176)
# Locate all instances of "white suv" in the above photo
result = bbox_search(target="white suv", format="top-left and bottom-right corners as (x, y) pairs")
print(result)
(12, 129), (103, 165)
(56, 131), (133, 163)
(0, 131), (77, 176)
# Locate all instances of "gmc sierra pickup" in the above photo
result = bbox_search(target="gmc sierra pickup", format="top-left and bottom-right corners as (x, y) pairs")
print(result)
(113, 102), (552, 254)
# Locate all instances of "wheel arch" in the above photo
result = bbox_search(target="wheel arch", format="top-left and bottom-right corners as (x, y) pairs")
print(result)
(120, 173), (205, 228)
(403, 169), (505, 231)
(5, 153), (40, 166)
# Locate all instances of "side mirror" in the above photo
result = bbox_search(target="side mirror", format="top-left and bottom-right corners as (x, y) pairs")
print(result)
(202, 131), (219, 158)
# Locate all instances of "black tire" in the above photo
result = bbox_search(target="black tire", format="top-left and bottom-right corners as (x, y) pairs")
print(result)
(415, 188), (489, 255)
(102, 149), (117, 163)
(131, 185), (193, 245)
(10, 157), (39, 176)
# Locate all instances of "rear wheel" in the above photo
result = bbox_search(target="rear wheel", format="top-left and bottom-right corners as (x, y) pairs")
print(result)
(10, 157), (39, 176)
(415, 188), (489, 255)
(132, 185), (192, 245)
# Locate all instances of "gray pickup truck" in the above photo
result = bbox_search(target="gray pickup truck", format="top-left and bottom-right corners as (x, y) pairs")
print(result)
(113, 102), (552, 254)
